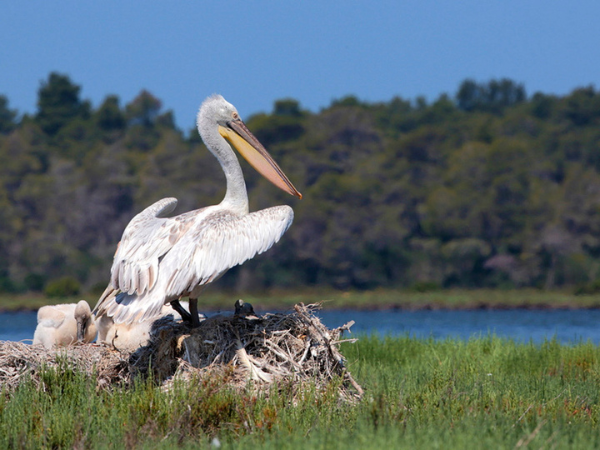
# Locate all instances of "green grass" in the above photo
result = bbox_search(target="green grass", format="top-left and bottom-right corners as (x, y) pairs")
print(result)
(2, 336), (600, 448)
(4, 288), (600, 313)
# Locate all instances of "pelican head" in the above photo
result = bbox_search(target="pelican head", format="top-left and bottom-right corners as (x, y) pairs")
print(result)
(74, 300), (94, 342)
(198, 95), (302, 199)
(234, 299), (259, 319)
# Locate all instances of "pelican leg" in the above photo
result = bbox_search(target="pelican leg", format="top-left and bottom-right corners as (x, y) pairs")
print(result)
(170, 300), (192, 323)
(189, 298), (201, 328)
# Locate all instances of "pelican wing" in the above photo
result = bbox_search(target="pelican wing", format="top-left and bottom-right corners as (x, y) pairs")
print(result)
(102, 205), (294, 324)
(110, 197), (187, 295)
(37, 305), (69, 329)
(162, 205), (295, 296)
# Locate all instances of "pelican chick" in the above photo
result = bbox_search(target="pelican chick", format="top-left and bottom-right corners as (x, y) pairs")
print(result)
(234, 299), (259, 320)
(96, 302), (203, 351)
(33, 300), (97, 349)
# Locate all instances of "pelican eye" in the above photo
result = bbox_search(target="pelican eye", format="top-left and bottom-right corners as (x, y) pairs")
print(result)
(232, 112), (240, 120)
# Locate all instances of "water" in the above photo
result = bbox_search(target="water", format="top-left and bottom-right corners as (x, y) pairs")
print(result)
(318, 309), (600, 344)
(0, 311), (38, 342)
(3, 309), (600, 345)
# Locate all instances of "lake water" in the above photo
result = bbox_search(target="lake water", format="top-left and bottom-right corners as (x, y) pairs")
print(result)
(3, 309), (600, 345)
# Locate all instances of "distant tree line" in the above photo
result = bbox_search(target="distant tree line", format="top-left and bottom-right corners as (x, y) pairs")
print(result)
(1, 73), (600, 297)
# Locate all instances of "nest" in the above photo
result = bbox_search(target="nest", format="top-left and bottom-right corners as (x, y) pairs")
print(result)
(0, 303), (362, 400)
(0, 341), (129, 391)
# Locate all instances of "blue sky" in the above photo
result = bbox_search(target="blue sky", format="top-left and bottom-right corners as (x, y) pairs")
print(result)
(2, 1), (599, 130)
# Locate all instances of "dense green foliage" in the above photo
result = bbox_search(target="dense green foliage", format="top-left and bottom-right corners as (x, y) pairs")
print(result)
(1, 73), (600, 295)
(1, 336), (600, 448)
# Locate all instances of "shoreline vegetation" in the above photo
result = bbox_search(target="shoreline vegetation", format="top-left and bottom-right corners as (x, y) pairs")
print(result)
(2, 288), (600, 313)
(1, 335), (599, 448)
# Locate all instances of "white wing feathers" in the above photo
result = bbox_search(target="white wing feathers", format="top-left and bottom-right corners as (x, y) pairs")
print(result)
(110, 198), (181, 295)
(98, 203), (294, 324)
(37, 305), (69, 329)
(163, 205), (294, 296)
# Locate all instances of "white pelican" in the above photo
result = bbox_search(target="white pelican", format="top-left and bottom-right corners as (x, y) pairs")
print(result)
(33, 300), (97, 349)
(96, 303), (199, 351)
(93, 95), (301, 327)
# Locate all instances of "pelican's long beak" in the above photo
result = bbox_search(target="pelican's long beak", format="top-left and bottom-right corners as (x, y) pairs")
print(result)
(219, 120), (302, 199)
(76, 319), (84, 342)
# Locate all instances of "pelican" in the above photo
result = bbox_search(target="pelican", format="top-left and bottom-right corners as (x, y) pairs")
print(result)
(33, 300), (97, 349)
(96, 303), (200, 351)
(234, 299), (259, 320)
(93, 95), (301, 327)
